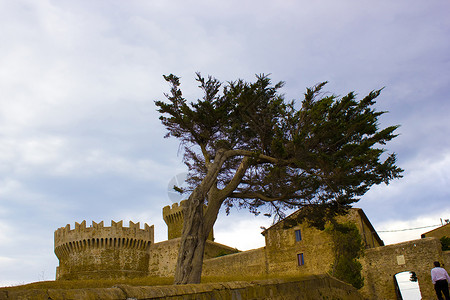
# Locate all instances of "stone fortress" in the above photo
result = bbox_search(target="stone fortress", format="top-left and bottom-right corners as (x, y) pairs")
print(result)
(54, 201), (237, 281)
(54, 220), (154, 280)
(54, 201), (450, 299)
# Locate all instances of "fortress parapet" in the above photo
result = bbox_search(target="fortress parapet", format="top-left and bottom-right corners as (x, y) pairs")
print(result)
(54, 220), (154, 280)
(162, 201), (186, 240)
(163, 201), (213, 241)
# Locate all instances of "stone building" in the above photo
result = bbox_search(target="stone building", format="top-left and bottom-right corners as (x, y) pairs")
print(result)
(261, 208), (383, 277)
(54, 220), (154, 280)
(421, 221), (450, 240)
(54, 202), (237, 280)
(54, 204), (378, 281)
(54, 202), (450, 299)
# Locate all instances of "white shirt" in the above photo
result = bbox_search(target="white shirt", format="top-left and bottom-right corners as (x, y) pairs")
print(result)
(431, 267), (450, 284)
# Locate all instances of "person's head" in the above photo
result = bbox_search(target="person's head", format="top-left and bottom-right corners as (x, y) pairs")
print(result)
(434, 261), (441, 268)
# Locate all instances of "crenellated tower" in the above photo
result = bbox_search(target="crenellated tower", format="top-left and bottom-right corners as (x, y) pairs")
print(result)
(54, 220), (154, 280)
(162, 200), (214, 241)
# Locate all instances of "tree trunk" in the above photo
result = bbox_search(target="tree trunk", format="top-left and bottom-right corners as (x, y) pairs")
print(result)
(173, 189), (209, 284)
(172, 151), (248, 284)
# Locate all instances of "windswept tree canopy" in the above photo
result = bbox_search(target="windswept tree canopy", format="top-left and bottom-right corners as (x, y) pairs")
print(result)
(156, 73), (402, 221)
(156, 73), (402, 284)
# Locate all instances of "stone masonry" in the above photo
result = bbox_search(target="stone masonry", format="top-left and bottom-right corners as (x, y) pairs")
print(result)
(54, 202), (450, 299)
(54, 220), (154, 280)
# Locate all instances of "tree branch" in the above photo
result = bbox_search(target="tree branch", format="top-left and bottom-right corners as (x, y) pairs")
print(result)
(220, 156), (251, 196)
(223, 149), (290, 165)
(204, 156), (251, 232)
(229, 191), (299, 205)
(200, 144), (211, 167)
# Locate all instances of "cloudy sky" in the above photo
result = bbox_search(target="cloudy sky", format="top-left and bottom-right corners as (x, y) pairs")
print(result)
(1, 0), (449, 286)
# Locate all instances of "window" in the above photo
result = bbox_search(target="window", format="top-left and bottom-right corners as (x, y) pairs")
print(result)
(297, 253), (304, 266)
(295, 229), (302, 241)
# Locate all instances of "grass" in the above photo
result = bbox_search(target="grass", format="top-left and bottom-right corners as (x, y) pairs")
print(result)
(0, 276), (174, 291)
(0, 273), (314, 292)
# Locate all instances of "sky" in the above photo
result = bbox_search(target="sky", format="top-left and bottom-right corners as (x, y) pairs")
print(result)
(0, 0), (449, 287)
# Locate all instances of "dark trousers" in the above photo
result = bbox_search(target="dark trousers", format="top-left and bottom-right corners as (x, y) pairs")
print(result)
(435, 279), (450, 300)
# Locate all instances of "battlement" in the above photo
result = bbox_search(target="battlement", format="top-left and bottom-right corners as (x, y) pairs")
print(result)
(54, 220), (154, 280)
(162, 200), (213, 241)
(162, 200), (187, 223)
(54, 220), (154, 260)
(162, 201), (186, 240)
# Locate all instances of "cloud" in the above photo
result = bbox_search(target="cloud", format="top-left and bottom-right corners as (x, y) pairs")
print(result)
(376, 208), (450, 245)
(0, 0), (449, 286)
(361, 149), (450, 222)
(214, 212), (273, 251)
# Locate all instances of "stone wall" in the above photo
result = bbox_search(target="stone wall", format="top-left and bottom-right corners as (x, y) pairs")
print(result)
(0, 275), (363, 300)
(203, 240), (239, 259)
(54, 220), (153, 280)
(360, 237), (443, 300)
(148, 238), (240, 278)
(148, 238), (180, 277)
(260, 208), (383, 280)
(264, 222), (335, 276)
(343, 209), (383, 248)
(51, 206), (447, 300)
(202, 248), (266, 278)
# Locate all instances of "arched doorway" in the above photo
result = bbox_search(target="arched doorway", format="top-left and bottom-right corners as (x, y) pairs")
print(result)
(394, 271), (422, 300)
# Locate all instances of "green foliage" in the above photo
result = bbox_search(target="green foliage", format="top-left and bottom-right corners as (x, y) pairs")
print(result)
(440, 236), (450, 251)
(326, 222), (365, 289)
(156, 73), (403, 221)
(409, 271), (418, 282)
(157, 73), (403, 283)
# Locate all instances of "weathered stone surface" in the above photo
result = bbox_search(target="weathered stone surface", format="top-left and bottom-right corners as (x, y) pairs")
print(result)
(54, 207), (382, 284)
(263, 218), (334, 277)
(50, 204), (450, 299)
(148, 238), (238, 278)
(0, 276), (363, 300)
(54, 220), (154, 280)
(0, 287), (126, 300)
(360, 237), (444, 300)
(260, 208), (383, 278)
(48, 287), (126, 300)
(147, 238), (180, 277)
(162, 202), (187, 240)
(202, 248), (266, 278)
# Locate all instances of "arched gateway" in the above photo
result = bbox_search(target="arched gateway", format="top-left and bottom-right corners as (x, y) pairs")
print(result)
(360, 237), (444, 299)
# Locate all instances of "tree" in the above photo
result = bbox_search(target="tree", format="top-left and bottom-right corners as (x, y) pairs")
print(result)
(326, 222), (365, 289)
(440, 236), (450, 251)
(410, 271), (418, 282)
(155, 73), (403, 284)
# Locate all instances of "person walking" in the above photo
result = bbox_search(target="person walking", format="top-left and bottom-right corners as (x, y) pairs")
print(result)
(431, 261), (450, 300)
